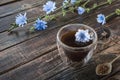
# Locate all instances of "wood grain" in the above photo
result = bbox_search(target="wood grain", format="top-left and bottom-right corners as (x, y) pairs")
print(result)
(0, 1), (119, 76)
(0, 50), (62, 80)
(0, 0), (21, 6)
(0, 27), (59, 74)
(0, 1), (119, 51)
(0, 0), (62, 32)
(1, 50), (119, 80)
(0, 17), (119, 80)
(0, 0), (120, 80)
(49, 54), (120, 80)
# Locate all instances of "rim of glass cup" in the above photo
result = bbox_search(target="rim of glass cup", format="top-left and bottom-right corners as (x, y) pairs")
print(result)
(57, 24), (98, 50)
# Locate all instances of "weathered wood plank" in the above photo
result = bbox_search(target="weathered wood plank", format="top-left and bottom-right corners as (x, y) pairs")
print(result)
(0, 1), (119, 51)
(0, 50), (63, 80)
(0, 17), (119, 80)
(0, 0), (20, 6)
(105, 74), (120, 80)
(1, 49), (119, 80)
(0, 48), (27, 75)
(49, 54), (120, 80)
(0, 1), (119, 79)
(0, 0), (40, 17)
(0, 0), (62, 18)
(0, 1), (119, 76)
(0, 13), (79, 51)
(40, 18), (120, 80)
(0, 13), (83, 77)
(1, 50), (117, 80)
(0, 0), (62, 32)
(0, 26), (59, 74)
(101, 44), (120, 54)
(44, 34), (120, 80)
(0, 8), (81, 76)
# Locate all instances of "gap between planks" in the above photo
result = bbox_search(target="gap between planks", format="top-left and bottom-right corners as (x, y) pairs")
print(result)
(0, 49), (62, 80)
(0, 0), (21, 6)
(0, 44), (57, 76)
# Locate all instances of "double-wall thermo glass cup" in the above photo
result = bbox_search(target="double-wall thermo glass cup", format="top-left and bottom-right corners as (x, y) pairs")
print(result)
(57, 24), (98, 67)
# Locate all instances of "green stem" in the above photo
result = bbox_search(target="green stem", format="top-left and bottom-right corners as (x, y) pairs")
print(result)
(82, 0), (90, 8)
(9, 0), (115, 32)
(40, 1), (114, 22)
(90, 2), (108, 11)
(8, 23), (18, 32)
(74, 0), (83, 7)
(106, 12), (116, 21)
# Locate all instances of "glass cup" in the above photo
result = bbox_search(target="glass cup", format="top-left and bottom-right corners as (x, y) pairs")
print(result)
(57, 24), (98, 67)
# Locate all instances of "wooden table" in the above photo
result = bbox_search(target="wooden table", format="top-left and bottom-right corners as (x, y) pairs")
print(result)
(0, 0), (120, 80)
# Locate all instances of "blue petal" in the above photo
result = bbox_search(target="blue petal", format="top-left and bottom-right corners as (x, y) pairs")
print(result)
(97, 14), (106, 25)
(75, 29), (91, 42)
(15, 12), (27, 27)
(77, 7), (85, 15)
(34, 18), (47, 31)
(43, 1), (56, 14)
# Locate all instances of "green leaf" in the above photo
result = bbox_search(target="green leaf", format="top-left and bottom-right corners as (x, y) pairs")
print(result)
(44, 15), (49, 20)
(29, 26), (35, 32)
(93, 3), (97, 8)
(69, 7), (75, 13)
(62, 8), (67, 16)
(50, 15), (56, 20)
(45, 15), (56, 20)
(86, 8), (90, 13)
(63, 1), (69, 8)
(82, 0), (90, 8)
(115, 9), (120, 15)
(107, 0), (112, 4)
(75, 0), (82, 6)
(62, 11), (66, 16)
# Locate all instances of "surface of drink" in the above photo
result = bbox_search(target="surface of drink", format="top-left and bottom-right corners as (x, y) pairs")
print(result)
(61, 31), (93, 62)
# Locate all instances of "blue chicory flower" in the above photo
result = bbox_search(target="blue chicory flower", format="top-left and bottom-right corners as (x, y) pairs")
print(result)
(15, 12), (27, 27)
(97, 14), (106, 25)
(77, 7), (85, 15)
(71, 0), (76, 4)
(62, 0), (69, 7)
(75, 29), (91, 43)
(34, 18), (47, 30)
(43, 1), (56, 14)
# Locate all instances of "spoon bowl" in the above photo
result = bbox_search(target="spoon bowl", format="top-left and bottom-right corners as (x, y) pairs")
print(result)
(96, 63), (112, 76)
(96, 55), (120, 76)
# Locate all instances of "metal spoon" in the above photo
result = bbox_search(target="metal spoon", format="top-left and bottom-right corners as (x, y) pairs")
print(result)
(96, 55), (120, 76)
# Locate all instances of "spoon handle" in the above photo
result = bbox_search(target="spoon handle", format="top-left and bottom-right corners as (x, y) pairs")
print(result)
(110, 55), (120, 64)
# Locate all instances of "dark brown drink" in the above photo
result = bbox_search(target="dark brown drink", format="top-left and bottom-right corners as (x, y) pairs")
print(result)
(61, 31), (93, 62)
